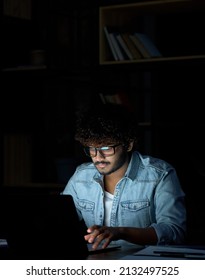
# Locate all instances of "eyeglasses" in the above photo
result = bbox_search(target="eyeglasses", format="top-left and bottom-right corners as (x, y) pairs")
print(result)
(84, 144), (121, 158)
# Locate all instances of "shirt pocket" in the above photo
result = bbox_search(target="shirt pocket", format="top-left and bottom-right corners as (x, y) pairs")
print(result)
(120, 200), (150, 227)
(121, 200), (149, 211)
(77, 199), (95, 212)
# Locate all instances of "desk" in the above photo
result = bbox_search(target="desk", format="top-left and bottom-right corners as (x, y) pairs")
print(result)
(87, 244), (205, 260)
(87, 244), (143, 260)
(0, 238), (141, 260)
(1, 241), (205, 260)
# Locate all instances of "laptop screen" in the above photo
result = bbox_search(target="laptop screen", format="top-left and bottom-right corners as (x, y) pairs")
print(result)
(1, 193), (89, 260)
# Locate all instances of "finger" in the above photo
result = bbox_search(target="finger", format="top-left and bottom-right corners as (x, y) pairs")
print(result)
(84, 228), (101, 243)
(92, 235), (105, 249)
(92, 230), (111, 249)
(101, 238), (111, 249)
(87, 225), (99, 233)
(84, 233), (96, 243)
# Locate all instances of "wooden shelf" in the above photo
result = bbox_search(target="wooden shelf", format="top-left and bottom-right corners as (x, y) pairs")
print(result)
(100, 54), (205, 65)
(2, 65), (47, 72)
(99, 0), (205, 65)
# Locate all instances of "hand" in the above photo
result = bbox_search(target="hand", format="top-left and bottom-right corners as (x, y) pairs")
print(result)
(84, 225), (119, 249)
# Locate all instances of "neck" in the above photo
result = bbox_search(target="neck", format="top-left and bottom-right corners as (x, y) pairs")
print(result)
(104, 158), (129, 194)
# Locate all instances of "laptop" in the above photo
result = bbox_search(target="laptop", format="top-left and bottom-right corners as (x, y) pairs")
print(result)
(1, 193), (89, 260)
(0, 192), (121, 260)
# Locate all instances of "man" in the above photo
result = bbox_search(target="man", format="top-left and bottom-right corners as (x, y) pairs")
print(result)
(62, 103), (186, 249)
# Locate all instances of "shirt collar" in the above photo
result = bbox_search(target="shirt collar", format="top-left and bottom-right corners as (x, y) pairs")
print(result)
(125, 151), (140, 180)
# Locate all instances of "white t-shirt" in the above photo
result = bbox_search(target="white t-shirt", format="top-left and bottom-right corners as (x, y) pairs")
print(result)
(104, 191), (114, 226)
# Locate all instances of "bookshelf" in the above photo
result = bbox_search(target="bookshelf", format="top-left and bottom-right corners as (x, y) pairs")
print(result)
(99, 0), (205, 65)
(3, 0), (32, 20)
(2, 0), (205, 194)
(1, 0), (204, 243)
(97, 0), (205, 201)
(98, 1), (205, 242)
(1, 1), (98, 190)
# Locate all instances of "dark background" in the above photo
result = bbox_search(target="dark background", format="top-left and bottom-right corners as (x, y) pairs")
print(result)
(1, 0), (205, 245)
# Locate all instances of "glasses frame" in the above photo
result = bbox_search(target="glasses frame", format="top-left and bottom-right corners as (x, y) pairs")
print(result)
(84, 144), (121, 158)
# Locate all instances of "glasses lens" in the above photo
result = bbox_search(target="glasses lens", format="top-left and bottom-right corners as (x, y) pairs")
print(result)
(84, 146), (116, 157)
(84, 147), (92, 157)
(100, 146), (114, 156)
(89, 147), (97, 157)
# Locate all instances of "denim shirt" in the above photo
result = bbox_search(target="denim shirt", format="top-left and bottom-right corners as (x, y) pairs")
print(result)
(62, 151), (186, 245)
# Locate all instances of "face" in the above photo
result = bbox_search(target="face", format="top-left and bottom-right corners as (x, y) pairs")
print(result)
(90, 144), (129, 176)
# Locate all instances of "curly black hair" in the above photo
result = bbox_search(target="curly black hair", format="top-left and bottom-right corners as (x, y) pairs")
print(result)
(75, 103), (138, 147)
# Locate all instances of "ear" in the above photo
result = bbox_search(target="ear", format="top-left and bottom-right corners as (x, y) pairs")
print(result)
(127, 141), (134, 152)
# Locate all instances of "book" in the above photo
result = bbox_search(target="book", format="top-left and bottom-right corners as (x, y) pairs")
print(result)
(104, 26), (125, 61)
(109, 32), (125, 61)
(115, 33), (134, 60)
(121, 33), (142, 60)
(129, 34), (151, 58)
(103, 26), (118, 61)
(134, 33), (162, 58)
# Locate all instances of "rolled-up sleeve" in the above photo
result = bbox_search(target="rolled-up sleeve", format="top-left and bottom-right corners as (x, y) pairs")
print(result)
(151, 168), (186, 244)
